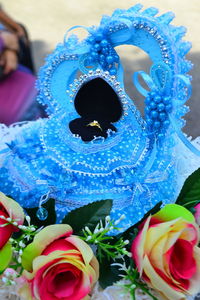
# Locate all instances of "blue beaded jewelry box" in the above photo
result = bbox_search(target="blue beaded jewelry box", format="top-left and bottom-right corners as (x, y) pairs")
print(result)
(0, 4), (199, 232)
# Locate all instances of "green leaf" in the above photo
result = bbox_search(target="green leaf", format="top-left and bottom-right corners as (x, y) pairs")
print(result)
(21, 242), (40, 271)
(98, 256), (121, 289)
(61, 199), (113, 234)
(176, 168), (200, 208)
(24, 198), (56, 228)
(0, 242), (12, 272)
(153, 204), (194, 223)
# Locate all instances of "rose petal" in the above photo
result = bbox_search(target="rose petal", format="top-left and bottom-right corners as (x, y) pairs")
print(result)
(22, 224), (73, 271)
(154, 266), (189, 291)
(145, 219), (182, 255)
(50, 269), (80, 297)
(188, 246), (200, 295)
(0, 192), (24, 226)
(89, 255), (99, 285)
(194, 203), (200, 225)
(31, 253), (93, 300)
(131, 216), (151, 274)
(148, 233), (168, 274)
(132, 205), (200, 299)
(143, 255), (186, 300)
(164, 231), (185, 279)
(42, 237), (99, 286)
(67, 236), (95, 266)
(22, 230), (98, 300)
(42, 239), (76, 255)
(164, 222), (189, 254)
(43, 263), (82, 298)
(170, 239), (196, 280)
(179, 224), (199, 246)
(0, 210), (13, 248)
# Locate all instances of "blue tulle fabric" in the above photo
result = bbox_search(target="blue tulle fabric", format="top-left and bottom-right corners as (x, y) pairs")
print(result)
(0, 4), (197, 233)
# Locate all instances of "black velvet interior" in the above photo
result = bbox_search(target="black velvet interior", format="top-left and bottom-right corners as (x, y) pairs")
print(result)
(69, 78), (123, 141)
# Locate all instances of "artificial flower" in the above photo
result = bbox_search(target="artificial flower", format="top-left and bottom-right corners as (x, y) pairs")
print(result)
(131, 204), (200, 300)
(194, 203), (200, 225)
(20, 224), (99, 300)
(0, 192), (24, 271)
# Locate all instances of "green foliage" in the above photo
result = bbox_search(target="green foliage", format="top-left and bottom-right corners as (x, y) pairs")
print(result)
(62, 200), (113, 234)
(176, 168), (200, 209)
(98, 256), (122, 289)
(0, 243), (12, 272)
(122, 263), (159, 300)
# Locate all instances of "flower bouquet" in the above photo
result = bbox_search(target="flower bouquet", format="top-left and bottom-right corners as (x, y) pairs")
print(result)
(0, 168), (200, 300)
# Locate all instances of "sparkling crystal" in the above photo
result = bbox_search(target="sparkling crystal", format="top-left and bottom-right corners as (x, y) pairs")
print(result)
(36, 207), (48, 221)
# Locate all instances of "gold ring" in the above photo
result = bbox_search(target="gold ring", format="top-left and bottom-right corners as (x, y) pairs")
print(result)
(86, 120), (102, 131)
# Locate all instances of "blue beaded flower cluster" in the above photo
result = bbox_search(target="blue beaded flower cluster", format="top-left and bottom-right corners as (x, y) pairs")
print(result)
(86, 31), (119, 75)
(145, 90), (172, 139)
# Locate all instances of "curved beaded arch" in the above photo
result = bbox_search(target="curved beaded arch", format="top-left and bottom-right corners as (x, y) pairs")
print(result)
(37, 3), (192, 133)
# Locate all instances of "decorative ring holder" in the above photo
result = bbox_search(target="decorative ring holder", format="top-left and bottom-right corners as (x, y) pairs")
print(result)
(0, 4), (199, 234)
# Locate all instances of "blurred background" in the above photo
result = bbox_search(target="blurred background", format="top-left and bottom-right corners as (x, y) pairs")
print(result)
(1, 0), (200, 137)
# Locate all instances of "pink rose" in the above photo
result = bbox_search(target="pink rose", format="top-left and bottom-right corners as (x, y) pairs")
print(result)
(0, 192), (24, 271)
(194, 203), (200, 225)
(20, 224), (99, 300)
(131, 204), (200, 300)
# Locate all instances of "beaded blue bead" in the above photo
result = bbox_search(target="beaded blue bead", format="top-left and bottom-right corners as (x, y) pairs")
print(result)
(87, 36), (95, 44)
(154, 95), (162, 103)
(151, 110), (158, 119)
(150, 91), (157, 97)
(146, 118), (153, 125)
(99, 54), (106, 61)
(106, 55), (114, 64)
(102, 47), (109, 54)
(157, 103), (165, 112)
(163, 120), (170, 127)
(145, 106), (151, 114)
(145, 97), (151, 105)
(158, 133), (165, 140)
(91, 51), (98, 59)
(154, 120), (161, 128)
(100, 39), (109, 47)
(159, 112), (167, 121)
(95, 32), (104, 41)
(163, 96), (171, 104)
(114, 55), (119, 63)
(150, 101), (156, 109)
(109, 68), (117, 75)
(100, 60), (106, 67)
(165, 104), (172, 112)
(94, 43), (101, 51)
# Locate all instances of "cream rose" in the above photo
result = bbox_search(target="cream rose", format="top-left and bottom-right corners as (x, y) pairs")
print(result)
(131, 204), (200, 300)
